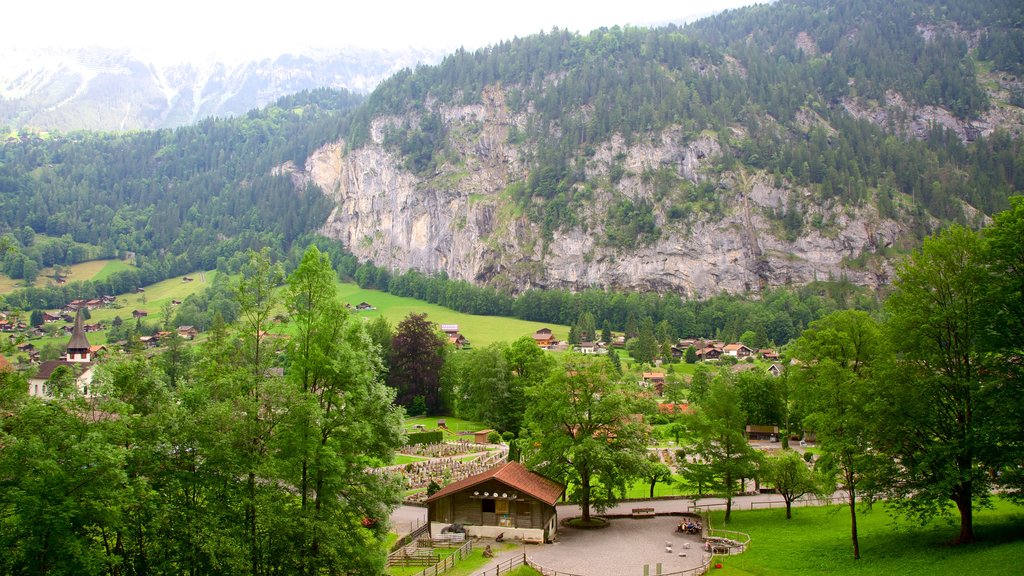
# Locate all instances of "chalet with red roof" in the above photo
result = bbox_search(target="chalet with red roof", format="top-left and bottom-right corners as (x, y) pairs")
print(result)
(642, 371), (666, 395)
(426, 461), (564, 543)
(697, 346), (722, 361)
(532, 327), (554, 348)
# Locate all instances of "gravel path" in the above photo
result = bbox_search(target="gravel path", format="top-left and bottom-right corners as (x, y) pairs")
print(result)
(528, 516), (706, 576)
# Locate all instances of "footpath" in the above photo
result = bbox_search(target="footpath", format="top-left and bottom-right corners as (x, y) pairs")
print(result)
(459, 491), (852, 575)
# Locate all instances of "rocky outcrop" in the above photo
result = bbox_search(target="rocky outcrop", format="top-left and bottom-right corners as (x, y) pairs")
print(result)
(841, 89), (1024, 142)
(297, 93), (915, 297)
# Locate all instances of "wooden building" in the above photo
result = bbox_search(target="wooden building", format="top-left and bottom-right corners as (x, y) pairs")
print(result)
(532, 328), (554, 348)
(28, 309), (95, 398)
(426, 461), (564, 543)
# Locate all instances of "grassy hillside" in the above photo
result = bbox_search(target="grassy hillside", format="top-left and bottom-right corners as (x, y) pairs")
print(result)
(0, 259), (136, 295)
(85, 271), (217, 328)
(12, 275), (566, 359)
(336, 283), (568, 348)
(15, 271), (217, 350)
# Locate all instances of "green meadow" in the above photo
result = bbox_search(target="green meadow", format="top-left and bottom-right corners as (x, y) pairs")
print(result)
(0, 259), (136, 294)
(15, 271), (217, 349)
(710, 498), (1024, 576)
(335, 283), (569, 348)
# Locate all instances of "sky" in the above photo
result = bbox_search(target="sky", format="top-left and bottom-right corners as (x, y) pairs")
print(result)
(4, 0), (763, 61)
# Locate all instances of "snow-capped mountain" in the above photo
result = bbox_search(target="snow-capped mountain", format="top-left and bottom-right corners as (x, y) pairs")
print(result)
(0, 46), (443, 131)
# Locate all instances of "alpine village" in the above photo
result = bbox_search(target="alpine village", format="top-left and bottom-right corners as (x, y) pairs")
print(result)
(1, 1), (1024, 575)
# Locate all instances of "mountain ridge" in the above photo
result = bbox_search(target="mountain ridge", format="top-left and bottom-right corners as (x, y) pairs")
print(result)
(298, 0), (1022, 296)
(0, 46), (444, 131)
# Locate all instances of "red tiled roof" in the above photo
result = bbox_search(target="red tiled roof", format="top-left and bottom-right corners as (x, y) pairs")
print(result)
(426, 461), (564, 506)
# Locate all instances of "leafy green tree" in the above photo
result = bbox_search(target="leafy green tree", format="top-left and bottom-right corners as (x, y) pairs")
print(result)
(388, 313), (446, 414)
(684, 374), (757, 523)
(641, 454), (674, 498)
(575, 310), (597, 342)
(979, 199), (1024, 502)
(735, 370), (784, 427)
(789, 309), (888, 559)
(523, 353), (650, 523)
(606, 347), (622, 375)
(280, 245), (405, 575)
(29, 309), (43, 327)
(684, 345), (698, 364)
(762, 450), (821, 519)
(877, 226), (993, 544)
(688, 363), (713, 405)
(629, 317), (658, 365)
(447, 344), (511, 426)
(0, 397), (128, 575)
(232, 248), (286, 574)
(366, 316), (393, 365)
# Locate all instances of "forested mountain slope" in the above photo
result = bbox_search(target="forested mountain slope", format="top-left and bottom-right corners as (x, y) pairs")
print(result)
(0, 89), (362, 285)
(0, 0), (1021, 298)
(302, 0), (1023, 296)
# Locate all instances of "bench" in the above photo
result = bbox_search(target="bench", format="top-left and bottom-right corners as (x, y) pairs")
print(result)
(632, 507), (656, 518)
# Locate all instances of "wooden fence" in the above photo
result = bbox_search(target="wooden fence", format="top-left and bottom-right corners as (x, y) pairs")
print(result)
(399, 538), (474, 576)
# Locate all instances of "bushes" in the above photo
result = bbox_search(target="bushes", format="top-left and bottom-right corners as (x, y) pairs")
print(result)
(406, 431), (444, 446)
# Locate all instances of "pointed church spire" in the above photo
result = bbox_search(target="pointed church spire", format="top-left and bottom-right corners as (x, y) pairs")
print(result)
(66, 307), (91, 360)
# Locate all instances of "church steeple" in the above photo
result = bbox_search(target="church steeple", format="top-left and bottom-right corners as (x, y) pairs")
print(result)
(66, 308), (92, 362)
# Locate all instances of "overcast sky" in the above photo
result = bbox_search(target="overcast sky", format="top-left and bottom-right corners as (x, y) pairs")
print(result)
(4, 0), (763, 61)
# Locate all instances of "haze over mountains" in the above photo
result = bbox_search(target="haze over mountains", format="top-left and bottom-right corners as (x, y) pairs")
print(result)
(0, 46), (443, 131)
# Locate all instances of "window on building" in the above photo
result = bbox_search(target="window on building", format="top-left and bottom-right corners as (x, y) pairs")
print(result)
(482, 499), (495, 513)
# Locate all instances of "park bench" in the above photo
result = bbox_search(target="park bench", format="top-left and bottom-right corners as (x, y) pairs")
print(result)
(632, 507), (656, 518)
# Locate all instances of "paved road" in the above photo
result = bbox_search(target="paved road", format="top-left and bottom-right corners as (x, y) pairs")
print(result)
(391, 504), (427, 538)
(555, 490), (849, 519)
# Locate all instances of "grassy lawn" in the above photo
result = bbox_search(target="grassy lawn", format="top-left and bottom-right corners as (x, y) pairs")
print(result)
(437, 543), (521, 576)
(89, 259), (137, 282)
(336, 283), (569, 348)
(504, 567), (541, 576)
(710, 498), (1024, 575)
(404, 416), (487, 438)
(392, 454), (428, 465)
(623, 474), (693, 499)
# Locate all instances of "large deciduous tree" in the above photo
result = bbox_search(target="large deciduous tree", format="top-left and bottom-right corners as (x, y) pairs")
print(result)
(280, 245), (405, 575)
(388, 313), (446, 415)
(523, 353), (650, 522)
(885, 226), (990, 538)
(789, 309), (887, 559)
(877, 225), (998, 544)
(762, 450), (821, 520)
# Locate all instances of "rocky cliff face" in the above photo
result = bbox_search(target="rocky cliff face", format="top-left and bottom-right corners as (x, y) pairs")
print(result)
(297, 92), (913, 297)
